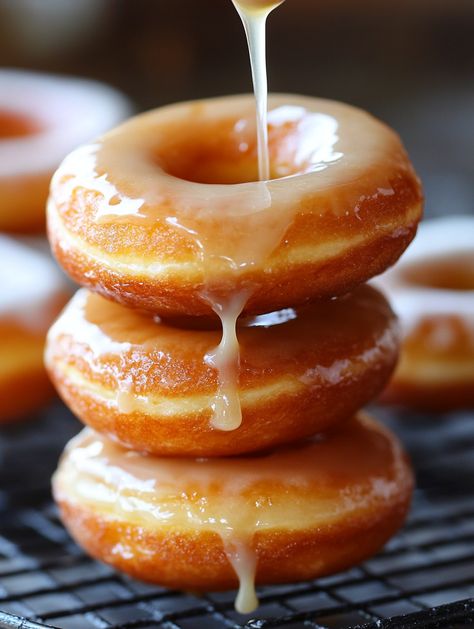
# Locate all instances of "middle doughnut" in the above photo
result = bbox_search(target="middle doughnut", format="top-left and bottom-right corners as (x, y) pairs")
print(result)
(46, 284), (398, 456)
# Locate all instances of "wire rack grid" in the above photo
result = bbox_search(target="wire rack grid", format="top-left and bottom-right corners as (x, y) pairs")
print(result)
(0, 404), (473, 629)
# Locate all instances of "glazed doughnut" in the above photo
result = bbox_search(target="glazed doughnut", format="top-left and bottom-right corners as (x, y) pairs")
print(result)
(376, 216), (474, 411)
(0, 69), (130, 233)
(48, 93), (423, 318)
(0, 236), (67, 422)
(53, 414), (413, 613)
(45, 284), (398, 455)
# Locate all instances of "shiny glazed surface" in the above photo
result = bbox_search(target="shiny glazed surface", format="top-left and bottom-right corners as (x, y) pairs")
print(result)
(54, 414), (413, 611)
(46, 284), (399, 455)
(48, 93), (423, 317)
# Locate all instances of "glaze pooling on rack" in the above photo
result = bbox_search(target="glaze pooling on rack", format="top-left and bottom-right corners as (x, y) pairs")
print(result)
(232, 0), (285, 181)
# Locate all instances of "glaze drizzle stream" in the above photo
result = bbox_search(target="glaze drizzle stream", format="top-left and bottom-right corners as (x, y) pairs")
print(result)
(232, 0), (284, 181)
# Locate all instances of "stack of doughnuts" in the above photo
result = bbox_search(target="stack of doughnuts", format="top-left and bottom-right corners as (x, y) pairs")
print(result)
(47, 94), (422, 612)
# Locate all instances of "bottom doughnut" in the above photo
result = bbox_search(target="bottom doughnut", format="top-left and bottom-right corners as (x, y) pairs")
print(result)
(53, 413), (413, 613)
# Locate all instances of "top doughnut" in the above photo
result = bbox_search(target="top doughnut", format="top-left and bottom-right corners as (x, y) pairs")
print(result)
(0, 69), (131, 233)
(48, 94), (423, 317)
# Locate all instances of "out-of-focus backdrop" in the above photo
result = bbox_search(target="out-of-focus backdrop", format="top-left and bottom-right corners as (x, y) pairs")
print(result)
(1, 0), (473, 217)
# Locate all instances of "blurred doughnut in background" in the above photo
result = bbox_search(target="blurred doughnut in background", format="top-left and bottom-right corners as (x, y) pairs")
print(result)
(0, 235), (68, 423)
(0, 1), (131, 421)
(376, 216), (474, 412)
(0, 63), (128, 418)
(0, 69), (131, 233)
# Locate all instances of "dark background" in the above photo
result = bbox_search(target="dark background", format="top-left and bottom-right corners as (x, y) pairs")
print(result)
(0, 0), (473, 218)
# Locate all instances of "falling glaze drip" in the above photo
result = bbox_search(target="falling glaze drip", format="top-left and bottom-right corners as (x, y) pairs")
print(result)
(232, 0), (285, 181)
(116, 389), (138, 414)
(223, 535), (259, 613)
(203, 291), (251, 431)
(200, 0), (286, 433)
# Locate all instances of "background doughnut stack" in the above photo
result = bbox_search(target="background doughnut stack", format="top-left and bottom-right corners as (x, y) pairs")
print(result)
(47, 94), (423, 613)
(0, 69), (130, 423)
(376, 216), (474, 412)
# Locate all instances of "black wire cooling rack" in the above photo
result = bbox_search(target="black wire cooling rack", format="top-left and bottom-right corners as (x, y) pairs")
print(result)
(0, 403), (473, 629)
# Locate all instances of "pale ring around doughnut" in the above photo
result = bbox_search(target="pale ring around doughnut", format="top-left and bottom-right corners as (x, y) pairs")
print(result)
(375, 216), (474, 411)
(0, 69), (131, 233)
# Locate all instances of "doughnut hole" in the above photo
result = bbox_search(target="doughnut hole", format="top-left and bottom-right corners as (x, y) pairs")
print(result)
(153, 109), (340, 184)
(403, 251), (474, 291)
(0, 110), (42, 139)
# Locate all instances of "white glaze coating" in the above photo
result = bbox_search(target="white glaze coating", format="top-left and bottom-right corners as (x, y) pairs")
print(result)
(55, 415), (410, 614)
(45, 289), (132, 361)
(0, 69), (131, 178)
(202, 290), (251, 431)
(0, 235), (66, 331)
(49, 94), (405, 431)
(223, 535), (259, 613)
(374, 216), (474, 337)
(58, 417), (407, 526)
(45, 289), (134, 411)
(49, 94), (401, 238)
(232, 0), (285, 181)
(46, 285), (398, 427)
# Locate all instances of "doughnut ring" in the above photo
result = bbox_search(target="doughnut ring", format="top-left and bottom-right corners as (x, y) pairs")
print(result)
(0, 236), (67, 422)
(48, 94), (423, 317)
(376, 216), (474, 411)
(46, 284), (398, 456)
(53, 414), (413, 613)
(0, 69), (130, 233)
